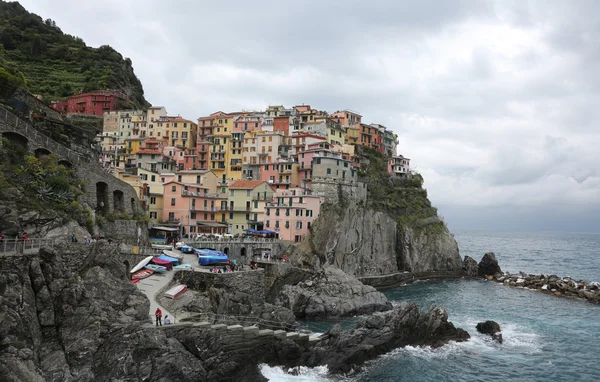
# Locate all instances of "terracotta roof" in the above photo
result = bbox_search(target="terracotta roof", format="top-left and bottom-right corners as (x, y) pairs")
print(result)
(229, 180), (266, 189)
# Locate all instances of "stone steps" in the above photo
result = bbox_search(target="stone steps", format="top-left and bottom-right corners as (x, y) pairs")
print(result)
(147, 321), (322, 344)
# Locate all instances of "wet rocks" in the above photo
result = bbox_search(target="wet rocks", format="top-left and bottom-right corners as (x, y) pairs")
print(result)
(462, 256), (479, 277)
(489, 272), (600, 304)
(476, 320), (502, 343)
(477, 252), (502, 277)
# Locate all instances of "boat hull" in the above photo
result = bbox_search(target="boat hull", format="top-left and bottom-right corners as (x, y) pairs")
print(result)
(165, 284), (187, 299)
(131, 269), (153, 279)
(130, 256), (154, 274)
(145, 264), (167, 273)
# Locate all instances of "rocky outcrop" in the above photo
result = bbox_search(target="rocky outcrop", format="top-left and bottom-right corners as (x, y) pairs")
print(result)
(166, 302), (469, 380)
(293, 202), (462, 278)
(462, 256), (479, 277)
(0, 243), (149, 382)
(491, 272), (600, 304)
(476, 320), (502, 343)
(478, 252), (502, 277)
(272, 266), (392, 319)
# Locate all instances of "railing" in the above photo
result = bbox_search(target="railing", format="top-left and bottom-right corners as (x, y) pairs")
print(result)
(185, 237), (280, 244)
(1, 107), (83, 164)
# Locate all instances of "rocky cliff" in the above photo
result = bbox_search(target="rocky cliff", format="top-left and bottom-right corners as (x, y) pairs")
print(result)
(298, 202), (461, 277)
(290, 147), (463, 280)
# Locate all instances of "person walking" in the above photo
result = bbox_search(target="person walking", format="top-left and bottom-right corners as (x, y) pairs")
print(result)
(155, 308), (162, 326)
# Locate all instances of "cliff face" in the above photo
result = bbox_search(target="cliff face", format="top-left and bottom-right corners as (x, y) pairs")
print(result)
(296, 202), (462, 277)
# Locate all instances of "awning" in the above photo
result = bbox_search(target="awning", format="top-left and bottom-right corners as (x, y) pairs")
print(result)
(151, 226), (179, 232)
(260, 230), (278, 235)
(244, 229), (259, 233)
(197, 222), (229, 227)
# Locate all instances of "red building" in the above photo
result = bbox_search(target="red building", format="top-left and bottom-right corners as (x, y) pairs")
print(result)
(51, 90), (128, 116)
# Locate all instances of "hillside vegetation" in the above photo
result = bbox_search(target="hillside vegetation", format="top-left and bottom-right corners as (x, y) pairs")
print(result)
(0, 0), (149, 107)
(356, 146), (444, 232)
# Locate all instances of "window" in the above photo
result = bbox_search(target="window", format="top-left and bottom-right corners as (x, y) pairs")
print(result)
(245, 213), (250, 220)
(211, 214), (215, 220)
(246, 190), (251, 197)
(275, 209), (280, 216)
(285, 221), (290, 229)
(327, 168), (331, 174)
(230, 189), (235, 196)
(275, 220), (280, 228)
(168, 212), (175, 220)
(266, 208), (270, 216)
(150, 197), (156, 204)
(266, 220), (270, 227)
(171, 198), (176, 205)
(171, 186), (177, 192)
(229, 212), (234, 219)
(296, 221), (302, 229)
(191, 212), (196, 219)
(307, 222), (311, 229)
(204, 213), (208, 219)
(151, 175), (156, 182)
(150, 212), (157, 219)
(254, 201), (258, 208)
(307, 210), (312, 217)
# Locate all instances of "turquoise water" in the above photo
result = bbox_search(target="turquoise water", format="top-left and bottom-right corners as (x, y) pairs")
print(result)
(262, 230), (600, 381)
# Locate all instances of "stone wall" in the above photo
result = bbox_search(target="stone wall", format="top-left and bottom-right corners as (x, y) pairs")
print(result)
(11, 88), (64, 121)
(190, 241), (286, 265)
(174, 269), (266, 297)
(98, 220), (149, 245)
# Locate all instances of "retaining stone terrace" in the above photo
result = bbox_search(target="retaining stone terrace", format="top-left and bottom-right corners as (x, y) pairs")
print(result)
(1, 106), (141, 214)
(183, 239), (285, 264)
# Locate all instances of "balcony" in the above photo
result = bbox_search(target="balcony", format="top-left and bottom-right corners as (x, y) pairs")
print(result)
(270, 179), (291, 185)
(258, 151), (269, 156)
(217, 180), (229, 186)
(279, 168), (293, 175)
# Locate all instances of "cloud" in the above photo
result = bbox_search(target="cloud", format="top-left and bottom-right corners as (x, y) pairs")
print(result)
(19, 0), (600, 231)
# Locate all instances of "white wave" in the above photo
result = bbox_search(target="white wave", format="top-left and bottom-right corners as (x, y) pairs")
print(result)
(259, 364), (332, 382)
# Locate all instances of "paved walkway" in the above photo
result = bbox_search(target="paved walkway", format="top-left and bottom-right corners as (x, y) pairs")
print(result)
(135, 268), (175, 326)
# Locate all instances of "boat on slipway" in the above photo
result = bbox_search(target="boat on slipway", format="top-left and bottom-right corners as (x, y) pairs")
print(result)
(174, 263), (192, 270)
(145, 264), (167, 273)
(165, 284), (187, 299)
(130, 256), (154, 274)
(195, 248), (229, 266)
(131, 269), (153, 280)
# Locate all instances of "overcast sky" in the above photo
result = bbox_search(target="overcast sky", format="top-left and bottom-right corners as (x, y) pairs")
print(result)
(20, 0), (600, 233)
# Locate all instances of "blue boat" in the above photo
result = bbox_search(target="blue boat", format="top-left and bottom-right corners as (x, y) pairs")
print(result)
(145, 264), (167, 273)
(180, 245), (195, 254)
(195, 248), (229, 266)
(158, 254), (180, 264)
(174, 263), (192, 270)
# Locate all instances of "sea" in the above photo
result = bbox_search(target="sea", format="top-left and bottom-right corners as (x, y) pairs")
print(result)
(260, 229), (600, 381)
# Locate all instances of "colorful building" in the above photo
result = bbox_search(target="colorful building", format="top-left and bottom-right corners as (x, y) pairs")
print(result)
(264, 188), (324, 242)
(388, 155), (411, 178)
(52, 90), (129, 116)
(227, 180), (275, 235)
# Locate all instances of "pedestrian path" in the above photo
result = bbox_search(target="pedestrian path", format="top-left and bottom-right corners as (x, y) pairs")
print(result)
(135, 270), (175, 325)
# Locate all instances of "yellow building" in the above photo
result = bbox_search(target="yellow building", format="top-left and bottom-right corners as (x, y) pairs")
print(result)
(155, 116), (198, 149)
(204, 111), (248, 183)
(227, 180), (274, 234)
(124, 137), (146, 155)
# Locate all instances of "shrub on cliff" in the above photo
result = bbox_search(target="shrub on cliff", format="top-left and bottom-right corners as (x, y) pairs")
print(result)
(356, 146), (440, 229)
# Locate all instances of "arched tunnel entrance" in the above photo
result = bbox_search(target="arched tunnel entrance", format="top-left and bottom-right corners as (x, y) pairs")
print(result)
(34, 148), (51, 159)
(96, 182), (109, 214)
(113, 190), (125, 213)
(58, 159), (73, 169)
(2, 132), (29, 151)
(240, 247), (247, 257)
(224, 247), (229, 255)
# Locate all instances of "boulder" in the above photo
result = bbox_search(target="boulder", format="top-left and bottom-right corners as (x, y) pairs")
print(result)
(476, 320), (502, 343)
(273, 266), (392, 319)
(462, 256), (479, 277)
(478, 252), (502, 277)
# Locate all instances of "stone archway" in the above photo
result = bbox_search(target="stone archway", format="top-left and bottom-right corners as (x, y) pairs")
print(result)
(2, 131), (29, 150)
(34, 147), (51, 158)
(224, 247), (229, 255)
(113, 190), (125, 213)
(58, 159), (73, 169)
(240, 247), (247, 257)
(96, 182), (109, 214)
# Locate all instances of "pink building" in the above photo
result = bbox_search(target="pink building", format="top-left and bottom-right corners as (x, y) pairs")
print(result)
(388, 155), (411, 178)
(263, 188), (324, 242)
(162, 181), (228, 235)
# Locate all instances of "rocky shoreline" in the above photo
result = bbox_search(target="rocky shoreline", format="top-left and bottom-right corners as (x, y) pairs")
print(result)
(489, 272), (600, 304)
(473, 252), (600, 304)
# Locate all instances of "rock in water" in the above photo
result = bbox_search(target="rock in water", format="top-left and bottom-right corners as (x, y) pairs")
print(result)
(476, 320), (503, 343)
(462, 256), (479, 277)
(478, 252), (502, 277)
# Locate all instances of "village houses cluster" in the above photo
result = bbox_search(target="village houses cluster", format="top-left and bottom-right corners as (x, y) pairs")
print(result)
(97, 104), (411, 242)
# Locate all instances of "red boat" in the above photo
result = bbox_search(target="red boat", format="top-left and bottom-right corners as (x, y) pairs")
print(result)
(130, 278), (140, 284)
(131, 269), (153, 280)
